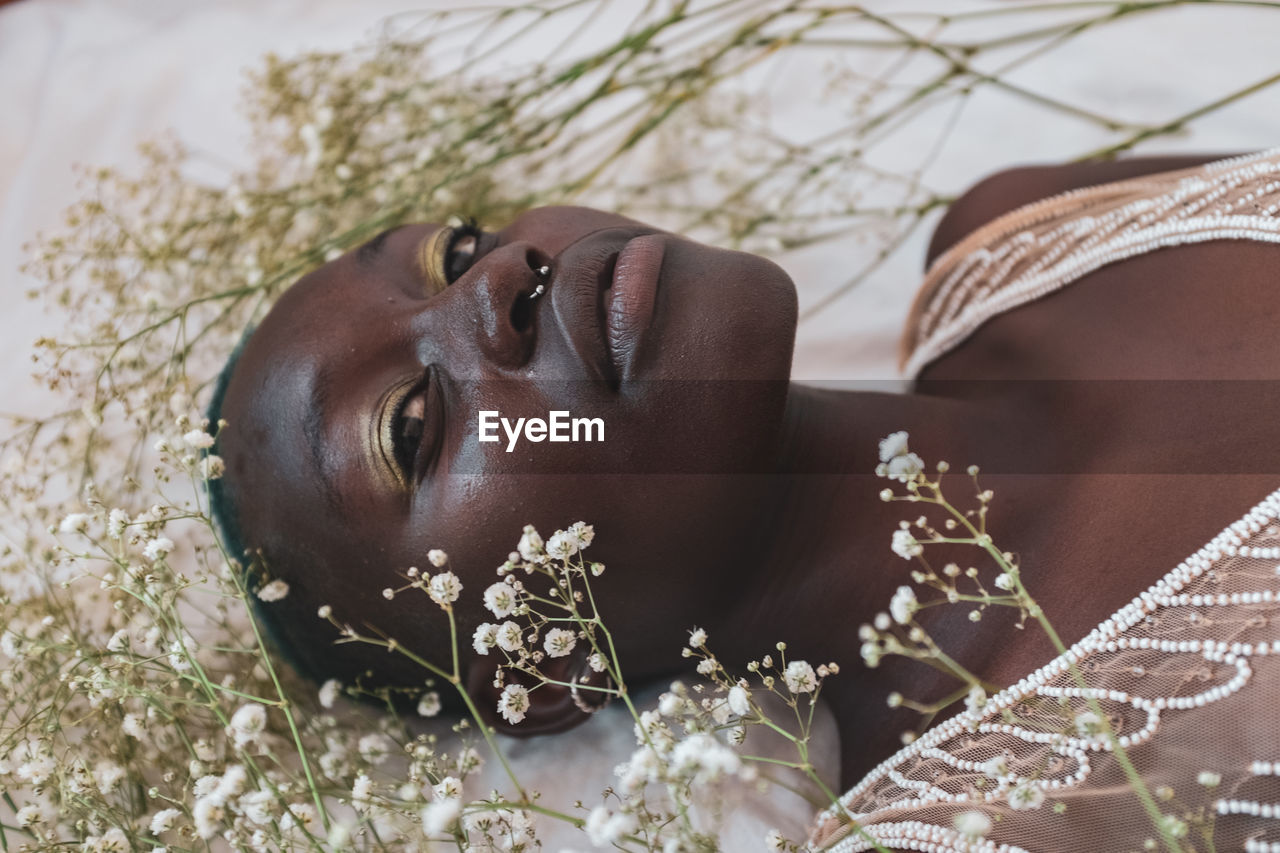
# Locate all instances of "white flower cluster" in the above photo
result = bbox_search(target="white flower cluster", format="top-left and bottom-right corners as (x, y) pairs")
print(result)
(876, 430), (925, 483)
(470, 522), (611, 726)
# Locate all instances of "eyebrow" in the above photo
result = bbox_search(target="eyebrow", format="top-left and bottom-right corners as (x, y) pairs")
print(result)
(356, 225), (409, 267)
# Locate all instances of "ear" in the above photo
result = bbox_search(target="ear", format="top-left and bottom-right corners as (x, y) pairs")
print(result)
(466, 652), (599, 737)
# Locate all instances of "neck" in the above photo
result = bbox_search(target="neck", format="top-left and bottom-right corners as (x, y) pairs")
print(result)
(710, 381), (1023, 783)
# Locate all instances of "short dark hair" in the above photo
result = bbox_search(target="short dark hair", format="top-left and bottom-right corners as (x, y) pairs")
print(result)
(204, 329), (299, 672)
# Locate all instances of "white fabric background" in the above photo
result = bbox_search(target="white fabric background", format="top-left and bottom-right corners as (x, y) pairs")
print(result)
(3, 1), (1280, 849)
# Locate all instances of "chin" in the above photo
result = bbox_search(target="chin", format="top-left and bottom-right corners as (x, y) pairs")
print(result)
(639, 239), (798, 382)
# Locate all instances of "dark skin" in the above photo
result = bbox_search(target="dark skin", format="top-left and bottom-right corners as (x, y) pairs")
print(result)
(219, 154), (1280, 792)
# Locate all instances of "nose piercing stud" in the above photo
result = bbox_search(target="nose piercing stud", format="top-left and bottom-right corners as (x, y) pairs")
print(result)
(529, 265), (550, 301)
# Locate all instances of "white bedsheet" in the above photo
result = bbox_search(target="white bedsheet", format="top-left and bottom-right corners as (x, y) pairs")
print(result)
(4, 2), (1279, 849)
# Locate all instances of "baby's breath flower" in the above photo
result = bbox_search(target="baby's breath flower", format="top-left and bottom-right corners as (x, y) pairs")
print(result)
(496, 620), (524, 653)
(150, 807), (182, 835)
(193, 795), (226, 839)
(889, 585), (918, 625)
(427, 548), (448, 567)
(585, 805), (636, 847)
(1198, 770), (1221, 787)
(59, 512), (90, 534)
(357, 733), (392, 765)
(543, 627), (576, 657)
(86, 828), (129, 852)
(568, 520), (595, 549)
(143, 536), (174, 562)
(727, 685), (751, 716)
(227, 703), (267, 748)
(497, 684), (530, 724)
(473, 622), (498, 655)
(1159, 814), (1189, 839)
(15, 803), (46, 828)
(483, 582), (516, 618)
(886, 452), (925, 482)
(199, 454), (225, 480)
(106, 508), (129, 538)
(417, 691), (442, 718)
(182, 429), (215, 449)
(954, 810), (992, 838)
(352, 774), (374, 809)
(546, 529), (579, 560)
(983, 756), (1009, 778)
(122, 712), (147, 740)
(688, 627), (707, 648)
(783, 660), (817, 694)
(588, 651), (608, 672)
(765, 828), (787, 850)
(433, 776), (462, 800)
(1009, 782), (1046, 810)
(1074, 710), (1106, 742)
(891, 528), (923, 560)
(106, 628), (130, 653)
(427, 571), (462, 606)
(422, 798), (462, 834)
(517, 525), (544, 562)
(879, 430), (910, 462)
(318, 679), (341, 709)
(255, 579), (290, 602)
(94, 760), (126, 794)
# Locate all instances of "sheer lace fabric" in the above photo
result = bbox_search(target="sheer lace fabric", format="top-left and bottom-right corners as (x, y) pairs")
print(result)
(811, 153), (1280, 851)
(900, 148), (1280, 380)
(812, 489), (1280, 851)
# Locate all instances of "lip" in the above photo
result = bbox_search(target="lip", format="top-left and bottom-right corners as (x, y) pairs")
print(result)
(551, 229), (663, 388)
(604, 235), (664, 381)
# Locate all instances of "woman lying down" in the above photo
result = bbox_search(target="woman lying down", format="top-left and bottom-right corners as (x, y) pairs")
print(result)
(210, 149), (1280, 851)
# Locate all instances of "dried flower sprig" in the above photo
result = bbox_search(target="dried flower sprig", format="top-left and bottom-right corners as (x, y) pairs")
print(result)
(6, 2), (1278, 849)
(867, 430), (1196, 851)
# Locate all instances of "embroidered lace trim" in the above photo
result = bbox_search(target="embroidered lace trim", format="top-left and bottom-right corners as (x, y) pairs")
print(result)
(811, 487), (1280, 852)
(900, 147), (1280, 380)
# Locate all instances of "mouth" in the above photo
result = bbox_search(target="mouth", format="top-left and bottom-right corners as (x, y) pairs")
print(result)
(604, 235), (664, 382)
(552, 229), (664, 388)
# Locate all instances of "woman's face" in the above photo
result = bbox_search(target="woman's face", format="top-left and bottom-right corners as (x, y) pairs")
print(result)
(218, 206), (797, 681)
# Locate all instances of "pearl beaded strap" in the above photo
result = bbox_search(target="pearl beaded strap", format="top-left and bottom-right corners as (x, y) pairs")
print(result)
(812, 487), (1280, 852)
(900, 147), (1280, 379)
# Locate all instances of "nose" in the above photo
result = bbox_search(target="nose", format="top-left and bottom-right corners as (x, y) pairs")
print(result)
(463, 240), (551, 369)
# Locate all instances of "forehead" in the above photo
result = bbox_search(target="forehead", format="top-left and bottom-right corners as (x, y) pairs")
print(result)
(218, 257), (403, 560)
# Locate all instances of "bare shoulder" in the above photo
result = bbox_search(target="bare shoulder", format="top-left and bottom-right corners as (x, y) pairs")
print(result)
(921, 239), (1280, 381)
(919, 152), (1280, 381)
(925, 154), (1246, 269)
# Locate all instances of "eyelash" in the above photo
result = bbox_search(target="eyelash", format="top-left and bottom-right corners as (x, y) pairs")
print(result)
(382, 216), (478, 486)
(381, 367), (442, 489)
(417, 218), (482, 295)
